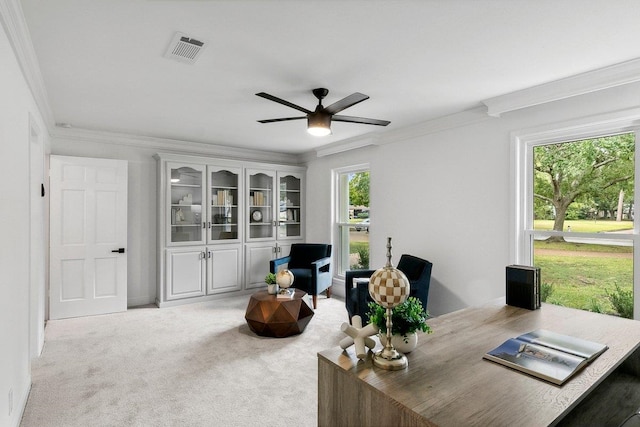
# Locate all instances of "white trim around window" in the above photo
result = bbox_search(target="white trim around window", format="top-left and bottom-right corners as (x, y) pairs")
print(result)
(511, 107), (640, 319)
(333, 163), (370, 279)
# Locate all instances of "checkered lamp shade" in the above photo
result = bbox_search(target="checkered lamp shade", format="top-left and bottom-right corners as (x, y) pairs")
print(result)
(368, 267), (409, 309)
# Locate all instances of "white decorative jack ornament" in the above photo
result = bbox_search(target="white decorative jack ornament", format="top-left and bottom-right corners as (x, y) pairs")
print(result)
(340, 315), (379, 359)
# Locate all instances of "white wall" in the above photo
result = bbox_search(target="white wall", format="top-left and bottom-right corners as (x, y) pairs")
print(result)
(0, 21), (49, 427)
(305, 81), (640, 317)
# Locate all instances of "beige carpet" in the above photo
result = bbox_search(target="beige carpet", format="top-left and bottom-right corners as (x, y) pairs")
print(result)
(21, 294), (348, 427)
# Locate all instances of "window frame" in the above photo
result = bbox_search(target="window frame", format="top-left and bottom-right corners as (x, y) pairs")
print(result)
(512, 109), (640, 319)
(333, 163), (370, 279)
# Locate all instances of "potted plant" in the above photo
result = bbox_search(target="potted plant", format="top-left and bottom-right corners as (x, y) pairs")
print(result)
(265, 273), (278, 295)
(367, 297), (431, 353)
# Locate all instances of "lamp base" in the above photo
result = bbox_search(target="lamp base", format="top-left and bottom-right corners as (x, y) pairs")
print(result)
(373, 348), (408, 370)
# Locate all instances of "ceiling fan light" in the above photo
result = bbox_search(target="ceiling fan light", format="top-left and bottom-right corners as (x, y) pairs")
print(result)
(307, 113), (332, 137)
(307, 126), (331, 137)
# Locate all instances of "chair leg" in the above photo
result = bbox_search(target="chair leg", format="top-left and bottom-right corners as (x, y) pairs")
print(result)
(312, 294), (317, 309)
(326, 286), (332, 299)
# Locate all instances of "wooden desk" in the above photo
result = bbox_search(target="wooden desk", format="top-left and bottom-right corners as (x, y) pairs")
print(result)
(318, 301), (640, 427)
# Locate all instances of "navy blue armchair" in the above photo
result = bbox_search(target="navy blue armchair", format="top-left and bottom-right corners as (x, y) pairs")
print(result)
(270, 243), (332, 309)
(345, 254), (432, 324)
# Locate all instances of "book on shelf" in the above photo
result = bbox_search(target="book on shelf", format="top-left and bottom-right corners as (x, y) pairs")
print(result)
(483, 329), (608, 385)
(215, 190), (233, 206)
(506, 265), (540, 310)
(252, 191), (265, 206)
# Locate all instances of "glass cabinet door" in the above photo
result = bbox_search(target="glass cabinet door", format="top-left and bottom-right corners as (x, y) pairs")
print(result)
(278, 173), (303, 239)
(209, 167), (240, 242)
(168, 163), (205, 244)
(247, 170), (275, 240)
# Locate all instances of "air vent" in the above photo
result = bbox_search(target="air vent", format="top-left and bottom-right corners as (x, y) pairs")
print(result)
(164, 32), (206, 64)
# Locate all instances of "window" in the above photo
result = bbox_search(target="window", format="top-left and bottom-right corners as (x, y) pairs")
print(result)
(514, 113), (640, 319)
(334, 165), (370, 277)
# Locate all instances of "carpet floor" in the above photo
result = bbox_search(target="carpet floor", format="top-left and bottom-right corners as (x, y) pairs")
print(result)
(21, 294), (348, 427)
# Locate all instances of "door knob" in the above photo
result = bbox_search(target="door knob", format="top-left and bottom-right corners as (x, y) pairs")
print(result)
(111, 248), (125, 253)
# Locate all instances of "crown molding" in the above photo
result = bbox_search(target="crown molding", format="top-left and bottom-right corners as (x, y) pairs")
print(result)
(377, 105), (491, 145)
(0, 0), (55, 129)
(314, 135), (381, 157)
(483, 57), (640, 117)
(310, 106), (492, 158)
(51, 126), (302, 165)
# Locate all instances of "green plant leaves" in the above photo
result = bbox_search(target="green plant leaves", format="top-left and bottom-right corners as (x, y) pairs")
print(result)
(366, 297), (431, 335)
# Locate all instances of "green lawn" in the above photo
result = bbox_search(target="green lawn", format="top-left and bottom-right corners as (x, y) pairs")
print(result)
(533, 220), (634, 316)
(535, 252), (632, 314)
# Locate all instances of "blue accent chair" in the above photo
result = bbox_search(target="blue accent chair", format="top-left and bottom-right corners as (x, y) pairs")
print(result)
(270, 243), (332, 309)
(345, 254), (432, 324)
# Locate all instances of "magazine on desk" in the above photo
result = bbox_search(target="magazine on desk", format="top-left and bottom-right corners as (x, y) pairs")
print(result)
(483, 329), (608, 385)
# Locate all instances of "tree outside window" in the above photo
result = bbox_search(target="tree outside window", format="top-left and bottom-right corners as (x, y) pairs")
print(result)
(532, 133), (634, 318)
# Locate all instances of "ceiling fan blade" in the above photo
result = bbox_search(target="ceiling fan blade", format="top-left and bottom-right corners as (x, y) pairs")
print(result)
(332, 115), (390, 126)
(256, 92), (312, 114)
(257, 117), (306, 123)
(324, 93), (369, 115)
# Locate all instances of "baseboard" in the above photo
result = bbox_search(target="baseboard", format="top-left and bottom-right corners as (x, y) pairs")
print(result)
(127, 295), (155, 308)
(11, 380), (31, 427)
(156, 289), (257, 308)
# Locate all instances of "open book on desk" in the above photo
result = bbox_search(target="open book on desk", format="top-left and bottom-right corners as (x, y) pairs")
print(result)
(483, 329), (608, 385)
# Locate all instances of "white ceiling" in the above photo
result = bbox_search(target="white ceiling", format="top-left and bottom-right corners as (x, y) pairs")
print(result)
(19, 0), (640, 154)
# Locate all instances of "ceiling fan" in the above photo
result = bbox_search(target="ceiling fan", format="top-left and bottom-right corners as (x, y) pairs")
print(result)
(256, 88), (390, 136)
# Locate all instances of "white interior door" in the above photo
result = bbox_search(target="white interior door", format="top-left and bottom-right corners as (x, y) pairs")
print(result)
(49, 156), (128, 319)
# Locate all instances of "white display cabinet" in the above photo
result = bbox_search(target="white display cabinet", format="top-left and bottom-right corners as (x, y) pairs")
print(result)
(206, 244), (242, 294)
(278, 171), (303, 239)
(208, 166), (242, 243)
(244, 168), (304, 289)
(165, 245), (242, 301)
(246, 168), (276, 240)
(155, 153), (305, 307)
(168, 163), (205, 245)
(246, 169), (305, 241)
(165, 247), (206, 300)
(244, 241), (294, 289)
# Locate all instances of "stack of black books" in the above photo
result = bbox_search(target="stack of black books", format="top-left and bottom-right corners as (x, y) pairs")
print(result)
(506, 265), (541, 310)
